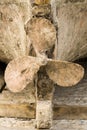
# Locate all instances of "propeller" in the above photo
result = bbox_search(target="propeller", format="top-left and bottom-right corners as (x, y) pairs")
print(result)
(5, 56), (46, 92)
(46, 59), (84, 87)
(5, 56), (84, 92)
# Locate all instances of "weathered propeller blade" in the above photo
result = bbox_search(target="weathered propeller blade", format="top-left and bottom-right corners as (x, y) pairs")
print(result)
(0, 0), (32, 24)
(25, 17), (56, 55)
(46, 59), (84, 87)
(5, 56), (45, 92)
(57, 4), (87, 61)
(0, 4), (28, 63)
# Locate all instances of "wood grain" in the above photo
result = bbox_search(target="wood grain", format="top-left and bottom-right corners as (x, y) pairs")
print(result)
(0, 83), (35, 118)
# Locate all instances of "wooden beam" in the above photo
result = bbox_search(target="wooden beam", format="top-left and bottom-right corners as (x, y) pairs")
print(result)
(36, 67), (55, 128)
(0, 83), (36, 118)
(0, 118), (87, 130)
(0, 103), (35, 119)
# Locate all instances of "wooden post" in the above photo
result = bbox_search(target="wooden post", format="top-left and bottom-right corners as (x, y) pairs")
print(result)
(36, 67), (54, 129)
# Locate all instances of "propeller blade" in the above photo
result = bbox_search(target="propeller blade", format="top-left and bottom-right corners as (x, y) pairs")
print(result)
(5, 56), (44, 92)
(25, 17), (56, 55)
(46, 59), (84, 87)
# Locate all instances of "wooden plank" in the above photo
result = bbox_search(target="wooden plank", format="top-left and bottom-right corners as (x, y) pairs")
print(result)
(52, 120), (87, 130)
(0, 83), (36, 118)
(0, 104), (35, 118)
(0, 118), (87, 130)
(36, 68), (54, 128)
(54, 106), (87, 120)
